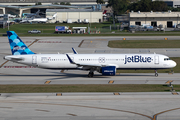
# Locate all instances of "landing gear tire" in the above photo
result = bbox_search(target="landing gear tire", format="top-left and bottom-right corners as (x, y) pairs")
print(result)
(155, 70), (158, 77)
(155, 73), (158, 77)
(88, 72), (94, 78)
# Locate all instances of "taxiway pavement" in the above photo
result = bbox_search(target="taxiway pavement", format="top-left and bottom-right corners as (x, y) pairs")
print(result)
(0, 68), (180, 84)
(0, 93), (180, 120)
(0, 36), (180, 120)
(0, 36), (179, 85)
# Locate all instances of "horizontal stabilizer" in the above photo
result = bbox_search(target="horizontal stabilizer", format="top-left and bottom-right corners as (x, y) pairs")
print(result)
(4, 56), (24, 61)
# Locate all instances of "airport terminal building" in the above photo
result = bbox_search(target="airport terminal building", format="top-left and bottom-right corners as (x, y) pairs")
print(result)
(129, 11), (180, 28)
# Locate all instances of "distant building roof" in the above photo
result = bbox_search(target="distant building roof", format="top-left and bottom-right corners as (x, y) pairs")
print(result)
(46, 9), (101, 12)
(130, 11), (180, 18)
(0, 0), (108, 3)
(0, 4), (92, 10)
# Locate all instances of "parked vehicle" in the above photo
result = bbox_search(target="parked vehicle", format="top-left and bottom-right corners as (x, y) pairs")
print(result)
(67, 19), (72, 23)
(78, 19), (82, 23)
(84, 19), (89, 24)
(157, 24), (164, 31)
(55, 26), (72, 34)
(28, 29), (41, 34)
(176, 24), (180, 28)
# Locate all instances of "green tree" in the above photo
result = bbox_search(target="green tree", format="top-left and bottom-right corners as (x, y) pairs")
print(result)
(128, 2), (138, 12)
(168, 7), (180, 12)
(35, 2), (42, 5)
(52, 2), (59, 5)
(136, 0), (152, 12)
(107, 0), (129, 16)
(66, 2), (71, 5)
(151, 1), (168, 11)
(128, 0), (168, 12)
(60, 2), (65, 5)
(96, 0), (105, 4)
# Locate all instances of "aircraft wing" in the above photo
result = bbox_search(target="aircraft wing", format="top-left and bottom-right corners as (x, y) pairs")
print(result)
(66, 54), (118, 69)
(75, 63), (102, 67)
(66, 54), (103, 67)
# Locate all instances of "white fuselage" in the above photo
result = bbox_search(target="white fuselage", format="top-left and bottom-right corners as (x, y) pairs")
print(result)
(28, 18), (48, 23)
(4, 53), (176, 70)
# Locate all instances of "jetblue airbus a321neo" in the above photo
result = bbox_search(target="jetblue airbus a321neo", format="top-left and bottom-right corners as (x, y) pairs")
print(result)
(4, 31), (176, 77)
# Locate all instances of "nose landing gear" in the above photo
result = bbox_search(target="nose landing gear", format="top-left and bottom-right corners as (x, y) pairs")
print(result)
(155, 70), (158, 77)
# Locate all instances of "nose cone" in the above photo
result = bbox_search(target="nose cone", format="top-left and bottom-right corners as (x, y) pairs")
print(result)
(171, 61), (177, 68)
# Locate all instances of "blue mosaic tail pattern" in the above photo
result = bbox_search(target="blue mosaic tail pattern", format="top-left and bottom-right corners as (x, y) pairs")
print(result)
(7, 31), (35, 55)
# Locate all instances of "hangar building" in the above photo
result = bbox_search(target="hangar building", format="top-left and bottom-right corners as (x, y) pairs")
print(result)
(46, 9), (102, 23)
(0, 0), (108, 21)
(0, 0), (108, 5)
(129, 11), (180, 28)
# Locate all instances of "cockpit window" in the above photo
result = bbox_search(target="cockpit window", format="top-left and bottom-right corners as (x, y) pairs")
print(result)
(164, 58), (171, 61)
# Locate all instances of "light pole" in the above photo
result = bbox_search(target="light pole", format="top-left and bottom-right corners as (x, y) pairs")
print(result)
(8, 21), (9, 30)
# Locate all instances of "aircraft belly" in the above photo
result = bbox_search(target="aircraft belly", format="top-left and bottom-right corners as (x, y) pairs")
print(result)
(120, 62), (154, 68)
(38, 61), (76, 69)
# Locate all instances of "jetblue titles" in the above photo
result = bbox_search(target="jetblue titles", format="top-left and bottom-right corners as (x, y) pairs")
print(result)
(124, 55), (152, 64)
(13, 46), (26, 51)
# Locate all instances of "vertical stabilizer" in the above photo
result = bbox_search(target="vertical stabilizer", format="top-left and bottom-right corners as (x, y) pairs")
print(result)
(7, 31), (35, 55)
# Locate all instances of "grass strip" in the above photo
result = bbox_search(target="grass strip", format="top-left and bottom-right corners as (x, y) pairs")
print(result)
(0, 84), (179, 93)
(1, 33), (180, 37)
(108, 40), (180, 48)
(1, 23), (180, 36)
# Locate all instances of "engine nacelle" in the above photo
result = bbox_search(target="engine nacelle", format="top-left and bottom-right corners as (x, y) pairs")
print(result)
(101, 66), (116, 76)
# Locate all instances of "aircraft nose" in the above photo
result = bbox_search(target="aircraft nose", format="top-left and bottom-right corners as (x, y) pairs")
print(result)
(172, 61), (177, 67)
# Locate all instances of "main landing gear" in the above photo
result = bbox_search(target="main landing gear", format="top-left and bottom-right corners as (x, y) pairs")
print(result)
(88, 71), (94, 78)
(155, 70), (158, 77)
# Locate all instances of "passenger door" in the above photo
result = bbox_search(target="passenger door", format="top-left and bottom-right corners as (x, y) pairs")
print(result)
(32, 56), (37, 64)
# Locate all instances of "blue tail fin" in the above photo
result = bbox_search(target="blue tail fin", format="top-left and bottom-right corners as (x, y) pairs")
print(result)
(7, 31), (35, 55)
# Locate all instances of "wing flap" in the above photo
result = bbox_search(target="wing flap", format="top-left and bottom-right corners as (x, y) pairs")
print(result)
(76, 63), (102, 67)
